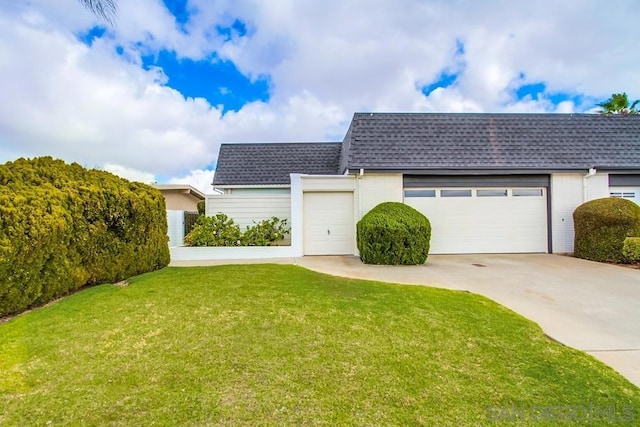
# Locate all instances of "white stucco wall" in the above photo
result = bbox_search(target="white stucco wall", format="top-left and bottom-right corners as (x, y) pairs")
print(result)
(587, 174), (610, 200)
(301, 175), (356, 192)
(356, 173), (403, 219)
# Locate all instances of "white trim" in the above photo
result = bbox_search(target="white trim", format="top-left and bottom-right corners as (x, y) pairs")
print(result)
(290, 174), (304, 257)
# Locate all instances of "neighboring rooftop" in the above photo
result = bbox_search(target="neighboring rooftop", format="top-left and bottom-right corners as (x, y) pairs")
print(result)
(153, 184), (205, 200)
(341, 113), (640, 172)
(213, 142), (342, 186)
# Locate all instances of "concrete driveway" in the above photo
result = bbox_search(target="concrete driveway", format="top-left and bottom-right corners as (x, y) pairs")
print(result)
(294, 254), (640, 387)
(172, 254), (640, 387)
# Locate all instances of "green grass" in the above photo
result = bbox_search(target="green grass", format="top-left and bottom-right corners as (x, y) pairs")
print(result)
(1, 265), (638, 426)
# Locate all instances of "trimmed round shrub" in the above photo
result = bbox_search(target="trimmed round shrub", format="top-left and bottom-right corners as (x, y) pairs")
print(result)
(573, 197), (640, 263)
(357, 202), (431, 265)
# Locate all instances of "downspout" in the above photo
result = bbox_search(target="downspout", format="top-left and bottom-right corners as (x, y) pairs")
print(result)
(357, 168), (364, 218)
(356, 169), (364, 256)
(583, 167), (597, 202)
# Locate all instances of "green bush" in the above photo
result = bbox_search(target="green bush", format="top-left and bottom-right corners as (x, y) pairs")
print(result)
(357, 202), (431, 265)
(573, 197), (640, 263)
(0, 157), (170, 317)
(184, 213), (242, 247)
(622, 237), (640, 263)
(243, 217), (289, 246)
(184, 214), (289, 247)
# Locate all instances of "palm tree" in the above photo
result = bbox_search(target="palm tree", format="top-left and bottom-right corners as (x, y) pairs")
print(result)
(78, 0), (117, 24)
(597, 93), (639, 115)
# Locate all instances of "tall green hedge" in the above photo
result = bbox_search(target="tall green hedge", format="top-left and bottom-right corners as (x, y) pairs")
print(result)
(0, 157), (170, 317)
(573, 197), (640, 263)
(357, 202), (431, 265)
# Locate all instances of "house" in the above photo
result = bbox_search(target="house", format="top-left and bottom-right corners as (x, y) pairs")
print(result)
(154, 184), (205, 211)
(210, 113), (640, 256)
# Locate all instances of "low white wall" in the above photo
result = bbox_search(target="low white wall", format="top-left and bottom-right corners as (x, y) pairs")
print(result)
(170, 245), (300, 261)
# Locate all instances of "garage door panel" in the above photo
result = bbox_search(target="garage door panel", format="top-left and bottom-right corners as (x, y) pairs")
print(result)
(406, 188), (547, 254)
(303, 192), (354, 255)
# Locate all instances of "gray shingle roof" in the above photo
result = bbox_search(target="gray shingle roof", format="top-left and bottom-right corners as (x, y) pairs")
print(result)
(213, 142), (342, 186)
(341, 113), (640, 172)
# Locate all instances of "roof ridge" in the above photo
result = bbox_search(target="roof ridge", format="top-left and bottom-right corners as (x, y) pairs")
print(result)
(219, 141), (341, 146)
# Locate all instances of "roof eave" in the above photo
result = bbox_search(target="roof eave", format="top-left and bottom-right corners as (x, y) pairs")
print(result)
(345, 167), (637, 175)
(212, 184), (291, 189)
(154, 184), (205, 200)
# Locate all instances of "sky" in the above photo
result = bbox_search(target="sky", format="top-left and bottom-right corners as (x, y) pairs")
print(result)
(1, 0), (639, 193)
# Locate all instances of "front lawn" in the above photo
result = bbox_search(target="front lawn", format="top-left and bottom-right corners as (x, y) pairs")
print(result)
(1, 265), (638, 425)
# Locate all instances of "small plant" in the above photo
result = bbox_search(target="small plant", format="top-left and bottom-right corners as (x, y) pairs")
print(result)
(184, 213), (242, 247)
(622, 237), (640, 263)
(197, 200), (205, 216)
(242, 217), (289, 246)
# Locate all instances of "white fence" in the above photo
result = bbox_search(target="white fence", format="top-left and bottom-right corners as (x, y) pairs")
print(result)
(206, 194), (291, 230)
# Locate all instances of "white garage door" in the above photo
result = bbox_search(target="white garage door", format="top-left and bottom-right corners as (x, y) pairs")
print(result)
(405, 188), (548, 254)
(610, 187), (640, 205)
(303, 192), (354, 255)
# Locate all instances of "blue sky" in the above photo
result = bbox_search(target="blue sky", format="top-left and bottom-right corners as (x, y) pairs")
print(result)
(140, 50), (270, 113)
(0, 0), (638, 191)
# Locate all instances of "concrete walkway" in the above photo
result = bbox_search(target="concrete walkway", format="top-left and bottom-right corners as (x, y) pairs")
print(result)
(171, 254), (640, 387)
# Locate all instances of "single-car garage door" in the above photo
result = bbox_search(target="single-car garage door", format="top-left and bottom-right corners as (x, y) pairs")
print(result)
(405, 188), (548, 254)
(303, 192), (354, 255)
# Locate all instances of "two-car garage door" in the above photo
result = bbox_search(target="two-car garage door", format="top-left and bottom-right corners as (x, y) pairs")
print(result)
(404, 183), (549, 254)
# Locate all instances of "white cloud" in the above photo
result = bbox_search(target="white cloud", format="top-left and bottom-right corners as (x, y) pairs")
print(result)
(103, 163), (155, 183)
(1, 0), (640, 183)
(0, 13), (223, 176)
(167, 169), (215, 194)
